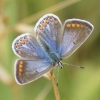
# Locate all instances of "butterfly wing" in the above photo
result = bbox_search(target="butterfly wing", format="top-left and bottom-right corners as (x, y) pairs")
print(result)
(12, 33), (46, 60)
(59, 19), (94, 59)
(34, 14), (62, 51)
(15, 59), (53, 85)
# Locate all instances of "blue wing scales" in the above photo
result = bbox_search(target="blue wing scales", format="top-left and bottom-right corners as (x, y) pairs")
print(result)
(35, 14), (62, 52)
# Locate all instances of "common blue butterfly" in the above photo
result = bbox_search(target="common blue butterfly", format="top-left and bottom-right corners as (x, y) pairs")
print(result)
(12, 14), (94, 85)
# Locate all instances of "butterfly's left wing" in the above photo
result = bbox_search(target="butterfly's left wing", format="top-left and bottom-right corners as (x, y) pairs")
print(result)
(12, 33), (47, 60)
(34, 14), (62, 51)
(15, 59), (53, 85)
(59, 19), (94, 59)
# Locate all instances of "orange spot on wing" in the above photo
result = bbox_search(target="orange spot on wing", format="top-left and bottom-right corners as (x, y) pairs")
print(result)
(76, 24), (80, 28)
(18, 60), (24, 76)
(17, 42), (21, 47)
(66, 24), (71, 28)
(19, 64), (23, 68)
(49, 18), (52, 22)
(72, 24), (75, 27)
(18, 50), (21, 55)
(19, 69), (23, 73)
(46, 19), (49, 23)
(20, 61), (23, 65)
(42, 21), (46, 26)
(24, 37), (28, 42)
(39, 25), (43, 30)
(54, 20), (58, 24)
(20, 40), (25, 44)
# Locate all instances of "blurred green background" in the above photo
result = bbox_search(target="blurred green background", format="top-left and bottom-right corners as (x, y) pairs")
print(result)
(0, 0), (100, 100)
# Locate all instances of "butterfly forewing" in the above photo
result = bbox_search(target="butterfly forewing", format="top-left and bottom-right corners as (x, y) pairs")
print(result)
(35, 14), (63, 51)
(15, 59), (53, 85)
(59, 19), (94, 59)
(12, 33), (46, 60)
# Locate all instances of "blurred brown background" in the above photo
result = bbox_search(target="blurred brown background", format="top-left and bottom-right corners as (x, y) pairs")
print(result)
(0, 0), (100, 100)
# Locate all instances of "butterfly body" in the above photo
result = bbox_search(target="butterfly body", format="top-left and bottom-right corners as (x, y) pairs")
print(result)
(12, 14), (94, 85)
(37, 35), (61, 66)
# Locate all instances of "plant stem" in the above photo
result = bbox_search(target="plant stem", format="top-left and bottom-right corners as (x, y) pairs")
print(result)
(49, 70), (60, 100)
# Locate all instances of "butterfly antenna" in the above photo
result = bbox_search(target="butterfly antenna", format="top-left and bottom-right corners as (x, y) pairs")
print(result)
(62, 62), (84, 69)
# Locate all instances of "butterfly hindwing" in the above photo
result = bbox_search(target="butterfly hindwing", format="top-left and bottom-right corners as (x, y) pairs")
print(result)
(59, 19), (94, 59)
(15, 59), (53, 84)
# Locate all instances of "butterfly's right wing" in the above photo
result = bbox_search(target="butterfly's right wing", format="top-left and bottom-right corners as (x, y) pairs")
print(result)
(15, 59), (53, 85)
(59, 19), (94, 59)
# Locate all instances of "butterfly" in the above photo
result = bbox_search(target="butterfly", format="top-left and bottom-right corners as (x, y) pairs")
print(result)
(12, 13), (94, 85)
